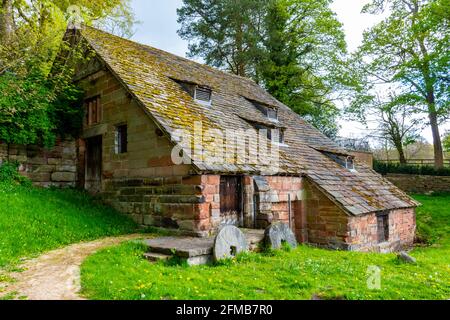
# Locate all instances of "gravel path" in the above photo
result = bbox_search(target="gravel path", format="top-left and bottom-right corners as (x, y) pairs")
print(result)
(0, 234), (142, 300)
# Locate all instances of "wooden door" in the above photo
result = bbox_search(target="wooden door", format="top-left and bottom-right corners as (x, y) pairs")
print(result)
(220, 176), (242, 226)
(85, 136), (102, 194)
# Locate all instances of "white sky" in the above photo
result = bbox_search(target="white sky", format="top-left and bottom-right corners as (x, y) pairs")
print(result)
(130, 0), (448, 143)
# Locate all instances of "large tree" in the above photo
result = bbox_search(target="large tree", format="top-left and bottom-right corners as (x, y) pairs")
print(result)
(177, 0), (266, 78)
(349, 0), (449, 168)
(177, 0), (347, 137)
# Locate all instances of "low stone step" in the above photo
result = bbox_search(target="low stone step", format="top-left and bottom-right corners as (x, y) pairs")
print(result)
(141, 229), (266, 266)
(144, 237), (214, 258)
(143, 252), (172, 262)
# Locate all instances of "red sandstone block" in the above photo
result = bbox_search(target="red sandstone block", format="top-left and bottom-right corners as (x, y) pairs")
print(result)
(243, 176), (253, 185)
(193, 203), (211, 220)
(203, 184), (218, 195)
(211, 201), (220, 210)
(206, 175), (220, 185)
(204, 193), (214, 203)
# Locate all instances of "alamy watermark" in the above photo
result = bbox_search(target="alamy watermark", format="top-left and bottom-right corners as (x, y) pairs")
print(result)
(170, 121), (282, 175)
(367, 266), (381, 290)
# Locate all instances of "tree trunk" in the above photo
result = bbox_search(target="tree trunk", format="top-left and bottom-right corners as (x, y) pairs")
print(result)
(397, 145), (407, 165)
(428, 107), (444, 169)
(0, 0), (13, 44)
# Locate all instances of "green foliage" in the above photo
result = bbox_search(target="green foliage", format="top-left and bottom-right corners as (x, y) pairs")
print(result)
(0, 183), (137, 268)
(0, 161), (31, 186)
(0, 0), (135, 148)
(443, 132), (450, 153)
(80, 194), (450, 300)
(413, 193), (450, 245)
(374, 160), (450, 176)
(347, 0), (449, 167)
(177, 0), (346, 137)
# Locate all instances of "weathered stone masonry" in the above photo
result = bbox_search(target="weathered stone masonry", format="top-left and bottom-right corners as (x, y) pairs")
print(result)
(300, 183), (416, 252)
(0, 140), (78, 188)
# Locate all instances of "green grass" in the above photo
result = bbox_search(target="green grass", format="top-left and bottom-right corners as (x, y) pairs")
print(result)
(413, 193), (450, 247)
(80, 194), (450, 300)
(0, 183), (137, 268)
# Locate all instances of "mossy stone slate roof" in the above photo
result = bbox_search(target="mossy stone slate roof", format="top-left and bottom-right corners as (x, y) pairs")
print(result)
(78, 26), (418, 216)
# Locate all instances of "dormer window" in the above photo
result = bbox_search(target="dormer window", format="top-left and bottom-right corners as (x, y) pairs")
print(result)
(321, 151), (357, 172)
(346, 156), (356, 171)
(172, 78), (212, 106)
(194, 86), (212, 105)
(248, 99), (278, 121)
(253, 124), (285, 144)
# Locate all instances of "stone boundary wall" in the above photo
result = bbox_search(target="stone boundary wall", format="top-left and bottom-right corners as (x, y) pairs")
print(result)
(385, 173), (450, 193)
(0, 140), (78, 187)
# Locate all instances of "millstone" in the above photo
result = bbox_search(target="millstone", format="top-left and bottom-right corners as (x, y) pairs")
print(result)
(213, 225), (248, 261)
(265, 222), (297, 249)
(397, 251), (417, 264)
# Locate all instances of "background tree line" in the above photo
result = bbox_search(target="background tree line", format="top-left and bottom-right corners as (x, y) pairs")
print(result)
(178, 0), (449, 168)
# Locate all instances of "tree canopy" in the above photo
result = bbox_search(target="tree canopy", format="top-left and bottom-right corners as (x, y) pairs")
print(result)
(177, 0), (347, 137)
(346, 0), (449, 168)
(0, 0), (135, 147)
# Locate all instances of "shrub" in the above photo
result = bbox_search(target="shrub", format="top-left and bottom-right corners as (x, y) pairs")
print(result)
(374, 161), (450, 176)
(0, 161), (32, 187)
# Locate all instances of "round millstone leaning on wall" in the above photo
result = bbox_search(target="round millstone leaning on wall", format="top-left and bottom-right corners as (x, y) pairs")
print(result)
(265, 222), (297, 250)
(213, 225), (249, 261)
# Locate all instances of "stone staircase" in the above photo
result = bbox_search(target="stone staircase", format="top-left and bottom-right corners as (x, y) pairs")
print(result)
(142, 229), (265, 266)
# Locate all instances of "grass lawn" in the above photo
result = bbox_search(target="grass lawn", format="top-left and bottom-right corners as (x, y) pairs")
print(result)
(80, 194), (450, 300)
(0, 183), (137, 268)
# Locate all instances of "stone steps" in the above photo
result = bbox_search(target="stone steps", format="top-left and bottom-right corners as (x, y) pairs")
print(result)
(142, 228), (265, 266)
(143, 252), (172, 262)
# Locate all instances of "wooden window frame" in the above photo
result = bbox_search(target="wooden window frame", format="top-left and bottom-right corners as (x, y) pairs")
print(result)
(85, 96), (102, 126)
(377, 213), (389, 243)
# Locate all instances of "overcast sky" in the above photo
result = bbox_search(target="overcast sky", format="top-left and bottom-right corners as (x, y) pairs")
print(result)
(129, 0), (446, 143)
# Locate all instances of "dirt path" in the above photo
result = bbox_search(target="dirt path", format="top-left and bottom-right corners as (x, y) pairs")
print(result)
(0, 234), (143, 300)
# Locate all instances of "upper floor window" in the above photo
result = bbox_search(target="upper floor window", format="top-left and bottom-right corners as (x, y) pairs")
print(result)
(115, 124), (128, 154)
(253, 124), (285, 144)
(322, 151), (357, 172)
(249, 99), (278, 121)
(194, 86), (212, 105)
(346, 156), (355, 171)
(172, 78), (212, 106)
(85, 96), (102, 126)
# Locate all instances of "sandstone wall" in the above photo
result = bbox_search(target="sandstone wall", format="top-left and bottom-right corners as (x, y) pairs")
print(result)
(385, 173), (450, 194)
(0, 140), (78, 187)
(347, 208), (416, 252)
